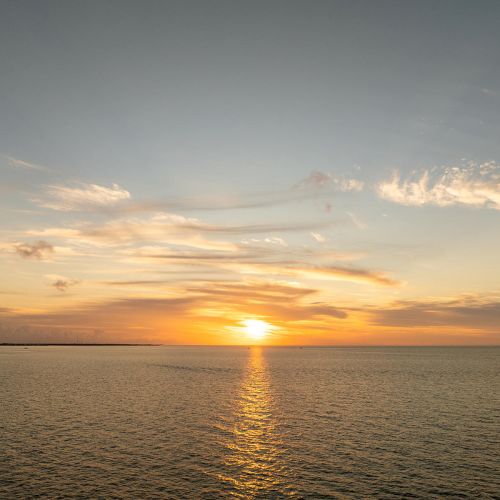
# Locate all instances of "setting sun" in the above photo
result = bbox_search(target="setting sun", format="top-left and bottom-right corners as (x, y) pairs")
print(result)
(243, 319), (270, 341)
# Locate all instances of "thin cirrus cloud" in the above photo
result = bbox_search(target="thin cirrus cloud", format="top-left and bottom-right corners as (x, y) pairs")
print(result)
(311, 232), (326, 243)
(2, 154), (50, 173)
(261, 263), (399, 286)
(114, 242), (392, 287)
(293, 171), (364, 192)
(121, 243), (363, 266)
(26, 170), (364, 217)
(28, 214), (239, 252)
(294, 265), (399, 286)
(211, 261), (399, 287)
(27, 212), (335, 251)
(35, 182), (131, 211)
(367, 295), (500, 330)
(100, 171), (364, 214)
(377, 161), (500, 210)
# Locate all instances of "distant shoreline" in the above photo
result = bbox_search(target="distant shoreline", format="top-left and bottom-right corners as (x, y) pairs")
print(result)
(0, 343), (161, 346)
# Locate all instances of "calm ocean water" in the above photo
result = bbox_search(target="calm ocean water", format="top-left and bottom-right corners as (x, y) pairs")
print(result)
(1, 346), (498, 499)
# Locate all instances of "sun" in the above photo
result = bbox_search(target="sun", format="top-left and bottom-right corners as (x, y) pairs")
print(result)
(243, 319), (270, 341)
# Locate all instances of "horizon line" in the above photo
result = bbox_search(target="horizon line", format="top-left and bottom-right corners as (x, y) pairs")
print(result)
(1, 343), (498, 348)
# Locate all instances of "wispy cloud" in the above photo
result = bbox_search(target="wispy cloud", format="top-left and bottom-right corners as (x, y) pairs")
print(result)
(346, 212), (367, 229)
(0, 280), (349, 343)
(118, 243), (363, 268)
(30, 214), (238, 252)
(241, 237), (288, 247)
(293, 170), (364, 192)
(36, 182), (131, 211)
(367, 295), (500, 330)
(28, 212), (334, 251)
(481, 88), (497, 97)
(215, 261), (399, 287)
(311, 232), (326, 243)
(102, 279), (173, 287)
(2, 155), (50, 173)
(377, 162), (500, 210)
(99, 171), (364, 214)
(271, 264), (399, 286)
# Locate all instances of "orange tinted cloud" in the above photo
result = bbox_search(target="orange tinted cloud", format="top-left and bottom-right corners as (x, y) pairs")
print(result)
(0, 280), (348, 344)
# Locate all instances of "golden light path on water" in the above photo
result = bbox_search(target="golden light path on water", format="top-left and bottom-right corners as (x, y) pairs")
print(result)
(218, 348), (292, 498)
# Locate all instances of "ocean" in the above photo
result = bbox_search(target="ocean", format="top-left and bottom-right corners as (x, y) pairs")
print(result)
(1, 346), (498, 498)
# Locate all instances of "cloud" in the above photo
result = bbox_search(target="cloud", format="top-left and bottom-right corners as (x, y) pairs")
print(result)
(28, 212), (333, 252)
(186, 280), (318, 302)
(346, 212), (367, 229)
(29, 213), (238, 252)
(218, 262), (399, 286)
(368, 295), (500, 330)
(377, 161), (500, 210)
(0, 280), (349, 343)
(36, 182), (131, 211)
(105, 171), (363, 215)
(102, 280), (173, 287)
(293, 170), (364, 192)
(294, 171), (332, 189)
(311, 232), (326, 243)
(2, 155), (50, 172)
(285, 264), (399, 286)
(46, 274), (79, 292)
(117, 244), (364, 274)
(111, 241), (387, 286)
(241, 237), (288, 247)
(13, 240), (54, 259)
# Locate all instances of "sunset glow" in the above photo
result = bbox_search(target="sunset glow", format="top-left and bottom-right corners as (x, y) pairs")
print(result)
(243, 320), (271, 341)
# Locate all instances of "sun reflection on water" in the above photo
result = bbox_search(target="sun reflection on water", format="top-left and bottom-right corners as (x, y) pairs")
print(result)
(218, 348), (291, 498)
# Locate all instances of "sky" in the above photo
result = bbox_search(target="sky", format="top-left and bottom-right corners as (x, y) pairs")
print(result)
(1, 0), (499, 345)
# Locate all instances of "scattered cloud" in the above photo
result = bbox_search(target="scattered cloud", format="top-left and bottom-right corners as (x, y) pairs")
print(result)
(46, 274), (80, 292)
(377, 162), (500, 210)
(36, 182), (131, 211)
(13, 240), (54, 259)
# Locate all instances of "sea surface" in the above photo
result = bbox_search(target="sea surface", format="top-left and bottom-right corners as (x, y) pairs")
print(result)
(0, 346), (498, 499)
